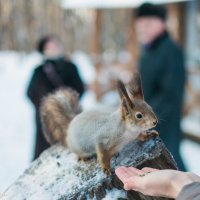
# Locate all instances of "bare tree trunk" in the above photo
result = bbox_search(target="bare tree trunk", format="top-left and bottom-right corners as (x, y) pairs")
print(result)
(1, 137), (177, 200)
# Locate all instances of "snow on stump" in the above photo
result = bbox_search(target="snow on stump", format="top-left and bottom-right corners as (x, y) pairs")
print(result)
(1, 137), (177, 200)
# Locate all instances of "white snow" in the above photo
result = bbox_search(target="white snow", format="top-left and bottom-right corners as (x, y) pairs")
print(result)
(72, 51), (95, 84)
(0, 51), (200, 196)
(0, 51), (42, 193)
(102, 188), (126, 200)
(60, 0), (188, 9)
(181, 139), (200, 175)
(181, 114), (200, 136)
(2, 145), (106, 200)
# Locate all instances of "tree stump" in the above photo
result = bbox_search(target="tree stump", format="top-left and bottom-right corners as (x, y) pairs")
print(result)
(1, 137), (177, 200)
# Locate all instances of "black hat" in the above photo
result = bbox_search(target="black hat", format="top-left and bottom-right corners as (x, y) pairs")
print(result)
(37, 35), (59, 54)
(37, 35), (52, 54)
(135, 2), (167, 21)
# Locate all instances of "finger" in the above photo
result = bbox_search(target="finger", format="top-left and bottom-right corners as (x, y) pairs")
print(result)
(128, 167), (144, 175)
(115, 167), (132, 183)
(116, 166), (138, 177)
(124, 176), (141, 191)
(142, 167), (159, 173)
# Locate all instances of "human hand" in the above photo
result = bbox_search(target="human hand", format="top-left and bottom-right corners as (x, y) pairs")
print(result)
(115, 166), (200, 198)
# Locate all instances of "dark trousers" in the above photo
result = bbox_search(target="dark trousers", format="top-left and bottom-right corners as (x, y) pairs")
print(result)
(33, 114), (50, 160)
(161, 133), (186, 171)
(34, 129), (49, 160)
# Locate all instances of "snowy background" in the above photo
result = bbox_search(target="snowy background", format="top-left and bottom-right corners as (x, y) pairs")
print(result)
(0, 51), (200, 193)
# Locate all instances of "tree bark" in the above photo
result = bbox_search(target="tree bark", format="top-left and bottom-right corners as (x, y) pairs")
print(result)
(1, 137), (177, 200)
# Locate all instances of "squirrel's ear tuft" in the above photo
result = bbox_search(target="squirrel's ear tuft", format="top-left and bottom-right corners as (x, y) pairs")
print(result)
(128, 72), (144, 100)
(117, 80), (134, 109)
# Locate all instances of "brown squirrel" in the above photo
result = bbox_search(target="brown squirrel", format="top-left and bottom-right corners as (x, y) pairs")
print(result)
(40, 72), (158, 174)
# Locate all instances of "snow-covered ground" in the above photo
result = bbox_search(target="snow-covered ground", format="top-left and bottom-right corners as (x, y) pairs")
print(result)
(0, 51), (200, 193)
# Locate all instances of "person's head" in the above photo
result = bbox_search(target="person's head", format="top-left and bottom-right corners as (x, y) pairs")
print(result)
(134, 3), (167, 45)
(37, 35), (64, 58)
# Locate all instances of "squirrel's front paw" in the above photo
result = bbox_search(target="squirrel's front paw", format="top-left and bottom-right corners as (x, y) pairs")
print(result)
(138, 130), (159, 141)
(147, 130), (159, 137)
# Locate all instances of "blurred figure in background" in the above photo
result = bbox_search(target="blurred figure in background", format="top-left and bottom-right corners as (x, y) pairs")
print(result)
(27, 35), (85, 159)
(135, 3), (186, 170)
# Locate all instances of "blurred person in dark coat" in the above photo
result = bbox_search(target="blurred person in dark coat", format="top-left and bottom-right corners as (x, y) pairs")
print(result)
(135, 3), (186, 170)
(27, 35), (85, 159)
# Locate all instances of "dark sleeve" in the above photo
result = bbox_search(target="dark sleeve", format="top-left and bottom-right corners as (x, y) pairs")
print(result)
(149, 47), (185, 117)
(27, 69), (38, 105)
(176, 182), (200, 200)
(27, 68), (44, 108)
(65, 63), (85, 98)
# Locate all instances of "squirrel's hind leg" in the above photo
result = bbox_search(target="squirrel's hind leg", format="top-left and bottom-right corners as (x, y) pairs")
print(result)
(78, 157), (90, 162)
(78, 155), (96, 162)
(96, 143), (115, 175)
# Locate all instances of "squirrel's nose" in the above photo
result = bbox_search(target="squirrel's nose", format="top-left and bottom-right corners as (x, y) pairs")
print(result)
(153, 120), (157, 126)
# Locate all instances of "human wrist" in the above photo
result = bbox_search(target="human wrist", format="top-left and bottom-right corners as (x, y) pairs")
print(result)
(172, 172), (200, 198)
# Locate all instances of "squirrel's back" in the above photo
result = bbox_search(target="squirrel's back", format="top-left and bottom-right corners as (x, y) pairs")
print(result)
(40, 88), (82, 146)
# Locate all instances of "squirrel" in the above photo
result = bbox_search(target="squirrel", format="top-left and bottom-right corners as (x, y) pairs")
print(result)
(40, 88), (82, 146)
(40, 72), (158, 175)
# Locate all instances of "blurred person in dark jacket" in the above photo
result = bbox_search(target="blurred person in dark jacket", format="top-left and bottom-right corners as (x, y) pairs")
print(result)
(27, 35), (85, 159)
(135, 3), (186, 170)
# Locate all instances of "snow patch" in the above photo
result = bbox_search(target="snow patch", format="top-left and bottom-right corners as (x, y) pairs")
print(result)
(102, 188), (126, 200)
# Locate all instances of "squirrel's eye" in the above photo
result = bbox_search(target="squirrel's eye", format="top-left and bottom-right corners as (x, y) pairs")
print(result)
(135, 112), (143, 120)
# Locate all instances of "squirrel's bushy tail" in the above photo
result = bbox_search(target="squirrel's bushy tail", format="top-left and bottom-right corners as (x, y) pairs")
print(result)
(40, 88), (81, 146)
